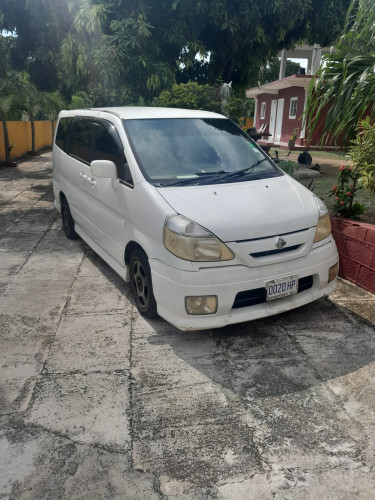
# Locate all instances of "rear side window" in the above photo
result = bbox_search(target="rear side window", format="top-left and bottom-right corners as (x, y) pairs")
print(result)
(70, 119), (95, 163)
(55, 117), (73, 152)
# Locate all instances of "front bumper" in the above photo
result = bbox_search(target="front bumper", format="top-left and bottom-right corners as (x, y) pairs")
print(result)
(150, 239), (338, 330)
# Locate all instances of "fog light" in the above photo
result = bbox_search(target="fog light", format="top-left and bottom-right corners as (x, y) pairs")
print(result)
(328, 263), (339, 283)
(185, 296), (218, 315)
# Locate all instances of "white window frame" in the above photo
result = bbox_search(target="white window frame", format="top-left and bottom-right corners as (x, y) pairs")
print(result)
(289, 97), (298, 119)
(260, 102), (266, 120)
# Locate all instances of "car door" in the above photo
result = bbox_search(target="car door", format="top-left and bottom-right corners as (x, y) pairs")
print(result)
(65, 117), (96, 237)
(86, 120), (134, 264)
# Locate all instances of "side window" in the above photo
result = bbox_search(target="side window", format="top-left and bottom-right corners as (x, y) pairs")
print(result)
(93, 123), (133, 186)
(260, 102), (266, 119)
(70, 119), (95, 163)
(289, 97), (298, 119)
(55, 117), (73, 152)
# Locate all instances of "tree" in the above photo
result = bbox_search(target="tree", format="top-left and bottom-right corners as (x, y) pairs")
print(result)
(155, 82), (221, 113)
(1, 0), (351, 103)
(306, 0), (375, 144)
(262, 58), (302, 84)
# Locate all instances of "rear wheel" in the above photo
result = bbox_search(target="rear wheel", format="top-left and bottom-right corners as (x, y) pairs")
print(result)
(129, 249), (158, 318)
(61, 197), (80, 240)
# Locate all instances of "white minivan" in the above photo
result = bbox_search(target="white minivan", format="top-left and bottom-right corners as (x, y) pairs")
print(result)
(52, 107), (338, 330)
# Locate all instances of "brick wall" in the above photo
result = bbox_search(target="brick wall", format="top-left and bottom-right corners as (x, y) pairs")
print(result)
(331, 217), (375, 294)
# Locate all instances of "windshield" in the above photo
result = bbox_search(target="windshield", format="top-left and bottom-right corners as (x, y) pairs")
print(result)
(124, 118), (282, 186)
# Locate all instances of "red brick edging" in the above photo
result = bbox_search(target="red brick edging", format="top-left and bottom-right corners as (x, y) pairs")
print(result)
(330, 216), (375, 294)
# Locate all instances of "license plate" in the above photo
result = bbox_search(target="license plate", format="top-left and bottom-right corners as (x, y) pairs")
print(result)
(266, 275), (299, 301)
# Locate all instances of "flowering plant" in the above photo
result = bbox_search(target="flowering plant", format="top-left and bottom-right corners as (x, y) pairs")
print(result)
(329, 164), (364, 219)
(289, 128), (299, 141)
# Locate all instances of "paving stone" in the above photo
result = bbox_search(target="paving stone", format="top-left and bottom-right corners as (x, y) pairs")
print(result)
(270, 466), (375, 500)
(0, 233), (42, 253)
(25, 373), (131, 452)
(66, 274), (130, 315)
(248, 385), (364, 470)
(0, 252), (29, 278)
(0, 418), (159, 500)
(0, 277), (74, 320)
(45, 312), (132, 374)
(217, 474), (273, 499)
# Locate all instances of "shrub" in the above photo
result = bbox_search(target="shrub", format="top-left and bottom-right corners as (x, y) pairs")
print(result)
(349, 117), (375, 193)
(278, 160), (299, 178)
(329, 164), (364, 219)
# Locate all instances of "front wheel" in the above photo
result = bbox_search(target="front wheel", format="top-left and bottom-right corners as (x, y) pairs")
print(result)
(129, 249), (158, 319)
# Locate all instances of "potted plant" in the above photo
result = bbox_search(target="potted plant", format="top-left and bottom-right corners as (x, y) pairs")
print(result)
(288, 128), (299, 149)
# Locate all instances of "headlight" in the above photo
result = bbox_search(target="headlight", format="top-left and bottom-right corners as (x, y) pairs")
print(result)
(164, 215), (234, 261)
(313, 196), (331, 242)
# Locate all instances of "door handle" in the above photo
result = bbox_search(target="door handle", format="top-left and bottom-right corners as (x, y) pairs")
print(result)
(80, 172), (88, 181)
(87, 178), (96, 187)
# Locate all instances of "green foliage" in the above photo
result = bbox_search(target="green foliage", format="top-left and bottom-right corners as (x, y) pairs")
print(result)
(262, 58), (302, 84)
(1, 0), (351, 103)
(154, 82), (221, 113)
(329, 165), (364, 219)
(40, 92), (65, 120)
(306, 0), (375, 145)
(68, 92), (92, 110)
(349, 118), (375, 193)
(224, 93), (254, 126)
(278, 160), (300, 178)
(155, 82), (253, 126)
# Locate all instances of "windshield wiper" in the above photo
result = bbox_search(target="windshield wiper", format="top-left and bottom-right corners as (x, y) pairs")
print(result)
(218, 158), (269, 180)
(159, 170), (229, 186)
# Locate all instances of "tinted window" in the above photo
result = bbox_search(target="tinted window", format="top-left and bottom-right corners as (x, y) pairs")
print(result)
(93, 124), (122, 165)
(124, 118), (282, 186)
(55, 117), (73, 152)
(71, 119), (95, 163)
(93, 123), (132, 185)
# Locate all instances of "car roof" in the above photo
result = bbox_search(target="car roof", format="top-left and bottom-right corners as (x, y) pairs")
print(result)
(58, 106), (226, 120)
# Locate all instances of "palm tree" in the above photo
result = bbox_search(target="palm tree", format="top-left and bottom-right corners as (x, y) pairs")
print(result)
(306, 0), (375, 145)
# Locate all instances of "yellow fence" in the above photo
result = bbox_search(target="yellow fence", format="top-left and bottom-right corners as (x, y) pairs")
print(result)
(0, 120), (56, 161)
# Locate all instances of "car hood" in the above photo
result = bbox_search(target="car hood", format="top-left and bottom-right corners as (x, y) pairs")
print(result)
(156, 176), (319, 242)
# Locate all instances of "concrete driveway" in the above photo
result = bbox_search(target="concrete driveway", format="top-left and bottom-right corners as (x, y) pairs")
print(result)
(1, 152), (375, 499)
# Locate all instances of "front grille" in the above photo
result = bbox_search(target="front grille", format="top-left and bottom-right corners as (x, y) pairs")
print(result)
(232, 275), (314, 309)
(250, 245), (300, 258)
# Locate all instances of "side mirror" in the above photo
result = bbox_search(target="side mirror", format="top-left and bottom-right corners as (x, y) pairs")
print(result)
(90, 160), (118, 180)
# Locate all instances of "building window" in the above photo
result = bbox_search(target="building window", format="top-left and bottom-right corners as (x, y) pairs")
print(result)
(289, 97), (298, 119)
(260, 102), (266, 119)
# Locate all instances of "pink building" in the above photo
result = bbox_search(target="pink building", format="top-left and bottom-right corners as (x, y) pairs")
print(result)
(246, 44), (341, 150)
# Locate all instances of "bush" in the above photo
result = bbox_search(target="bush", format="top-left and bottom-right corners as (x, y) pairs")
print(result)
(329, 165), (364, 219)
(224, 94), (254, 126)
(349, 117), (375, 194)
(278, 160), (299, 178)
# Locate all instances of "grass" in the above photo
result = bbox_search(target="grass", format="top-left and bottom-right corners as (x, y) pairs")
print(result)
(268, 147), (375, 223)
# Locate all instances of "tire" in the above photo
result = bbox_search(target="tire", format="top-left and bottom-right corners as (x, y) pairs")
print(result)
(129, 249), (158, 319)
(61, 197), (80, 240)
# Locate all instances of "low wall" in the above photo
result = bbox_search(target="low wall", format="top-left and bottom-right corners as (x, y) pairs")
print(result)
(331, 216), (375, 294)
(0, 120), (55, 161)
